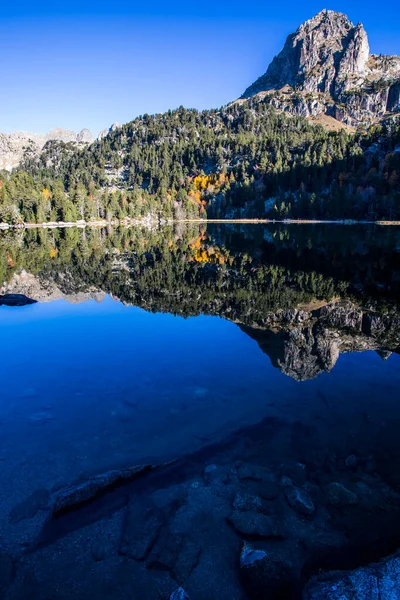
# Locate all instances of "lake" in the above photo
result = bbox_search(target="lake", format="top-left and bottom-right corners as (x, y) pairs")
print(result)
(0, 223), (400, 599)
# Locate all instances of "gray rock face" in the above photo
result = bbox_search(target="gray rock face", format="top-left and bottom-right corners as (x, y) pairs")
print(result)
(76, 128), (94, 143)
(98, 122), (120, 140)
(303, 551), (400, 600)
(242, 10), (400, 126)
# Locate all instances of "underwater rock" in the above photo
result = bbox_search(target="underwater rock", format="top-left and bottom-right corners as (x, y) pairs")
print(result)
(236, 463), (276, 482)
(148, 532), (201, 583)
(28, 411), (54, 425)
(240, 542), (294, 599)
(170, 588), (191, 600)
(150, 484), (188, 511)
(283, 481), (315, 516)
(303, 551), (400, 599)
(9, 488), (50, 523)
(119, 498), (163, 560)
(233, 492), (268, 514)
(0, 552), (14, 594)
(51, 464), (154, 518)
(324, 482), (359, 506)
(203, 464), (219, 484)
(345, 455), (358, 468)
(228, 510), (280, 538)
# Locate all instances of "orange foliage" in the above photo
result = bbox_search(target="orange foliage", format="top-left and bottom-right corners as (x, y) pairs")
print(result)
(7, 253), (15, 268)
(41, 188), (52, 200)
(49, 248), (58, 258)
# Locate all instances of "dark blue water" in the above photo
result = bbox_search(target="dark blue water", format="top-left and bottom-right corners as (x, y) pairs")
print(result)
(1, 293), (399, 508)
(0, 223), (399, 599)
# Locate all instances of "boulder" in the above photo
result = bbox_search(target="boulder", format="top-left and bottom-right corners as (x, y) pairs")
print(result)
(284, 482), (315, 516)
(240, 542), (294, 599)
(303, 551), (400, 599)
(52, 464), (155, 517)
(170, 589), (190, 600)
(228, 510), (280, 538)
(324, 482), (358, 506)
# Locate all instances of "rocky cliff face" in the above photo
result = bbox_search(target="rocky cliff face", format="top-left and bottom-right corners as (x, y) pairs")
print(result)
(242, 10), (400, 126)
(0, 127), (95, 171)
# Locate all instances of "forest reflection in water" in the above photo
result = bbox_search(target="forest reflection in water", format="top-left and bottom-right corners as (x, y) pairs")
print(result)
(0, 223), (399, 599)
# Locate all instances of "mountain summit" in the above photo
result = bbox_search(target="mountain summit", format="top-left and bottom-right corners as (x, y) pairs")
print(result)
(242, 9), (400, 126)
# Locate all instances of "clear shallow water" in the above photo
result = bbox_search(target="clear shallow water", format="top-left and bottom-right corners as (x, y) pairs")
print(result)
(0, 223), (400, 598)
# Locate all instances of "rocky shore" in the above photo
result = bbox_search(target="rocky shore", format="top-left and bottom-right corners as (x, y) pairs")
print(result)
(3, 409), (400, 599)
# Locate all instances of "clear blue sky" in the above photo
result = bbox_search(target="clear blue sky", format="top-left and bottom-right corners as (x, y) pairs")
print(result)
(2, 0), (399, 136)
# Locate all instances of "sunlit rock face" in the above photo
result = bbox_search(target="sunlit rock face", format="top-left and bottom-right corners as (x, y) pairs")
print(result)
(242, 10), (400, 126)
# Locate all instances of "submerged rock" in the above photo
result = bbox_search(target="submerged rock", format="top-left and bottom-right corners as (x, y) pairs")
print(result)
(283, 481), (315, 516)
(9, 488), (50, 523)
(240, 542), (294, 599)
(148, 532), (201, 583)
(52, 464), (154, 518)
(28, 411), (54, 425)
(303, 551), (400, 599)
(119, 498), (163, 560)
(324, 482), (358, 506)
(345, 455), (358, 468)
(236, 463), (276, 482)
(233, 492), (268, 513)
(170, 588), (191, 600)
(228, 510), (280, 538)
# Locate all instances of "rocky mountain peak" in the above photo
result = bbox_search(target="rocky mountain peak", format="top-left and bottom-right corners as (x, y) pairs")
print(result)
(242, 10), (369, 98)
(242, 10), (399, 126)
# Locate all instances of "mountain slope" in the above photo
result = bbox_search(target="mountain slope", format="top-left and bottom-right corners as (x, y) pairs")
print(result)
(1, 11), (400, 223)
(242, 10), (400, 126)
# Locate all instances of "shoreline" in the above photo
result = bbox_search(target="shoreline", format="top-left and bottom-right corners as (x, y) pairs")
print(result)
(1, 218), (400, 230)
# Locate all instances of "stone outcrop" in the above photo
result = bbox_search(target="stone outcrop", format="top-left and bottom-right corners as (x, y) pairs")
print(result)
(0, 128), (94, 171)
(242, 10), (400, 126)
(98, 122), (120, 141)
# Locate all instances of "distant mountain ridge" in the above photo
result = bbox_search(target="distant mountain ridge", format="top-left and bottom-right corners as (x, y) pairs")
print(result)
(0, 128), (94, 172)
(0, 124), (121, 172)
(242, 9), (400, 126)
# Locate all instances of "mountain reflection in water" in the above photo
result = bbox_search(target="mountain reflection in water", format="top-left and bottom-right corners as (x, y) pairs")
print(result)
(0, 223), (400, 600)
(1, 222), (399, 380)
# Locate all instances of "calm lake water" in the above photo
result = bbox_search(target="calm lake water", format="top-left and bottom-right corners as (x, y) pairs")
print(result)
(0, 223), (399, 599)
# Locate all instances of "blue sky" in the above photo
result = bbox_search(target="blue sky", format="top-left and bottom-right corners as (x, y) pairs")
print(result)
(2, 1), (399, 135)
